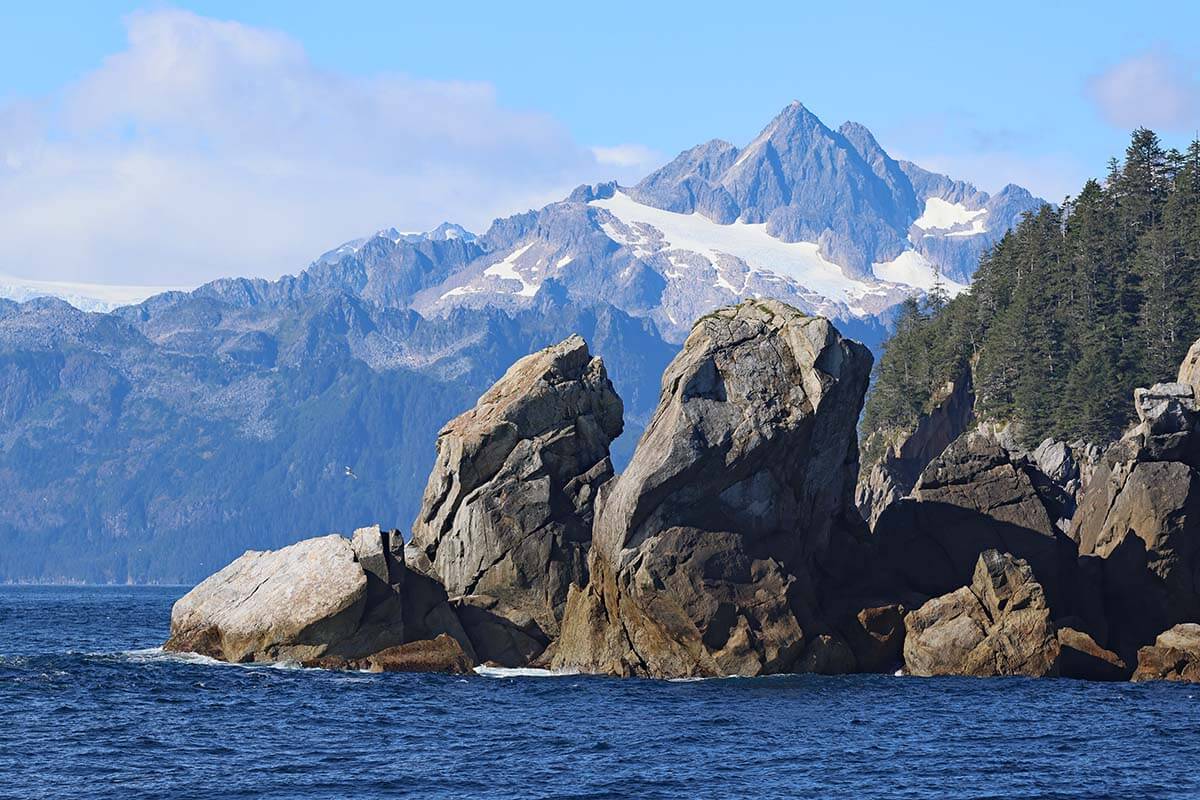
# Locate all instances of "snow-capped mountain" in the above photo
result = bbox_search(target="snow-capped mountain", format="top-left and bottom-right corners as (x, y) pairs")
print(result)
(386, 102), (1042, 342)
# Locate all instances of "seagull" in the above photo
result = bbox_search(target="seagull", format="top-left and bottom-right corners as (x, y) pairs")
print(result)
(344, 466), (358, 480)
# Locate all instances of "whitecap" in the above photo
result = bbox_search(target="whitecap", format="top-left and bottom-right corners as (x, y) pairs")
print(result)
(473, 665), (577, 679)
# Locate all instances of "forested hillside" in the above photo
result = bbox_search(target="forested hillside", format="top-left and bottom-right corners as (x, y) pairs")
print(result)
(863, 129), (1200, 454)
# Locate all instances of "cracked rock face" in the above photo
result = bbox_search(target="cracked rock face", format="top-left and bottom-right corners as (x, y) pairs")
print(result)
(407, 335), (623, 664)
(856, 372), (975, 528)
(903, 550), (1060, 678)
(553, 300), (872, 678)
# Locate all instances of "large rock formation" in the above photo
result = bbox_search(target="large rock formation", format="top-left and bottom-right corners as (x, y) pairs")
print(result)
(553, 300), (873, 678)
(407, 335), (623, 665)
(1132, 624), (1200, 683)
(1070, 381), (1200, 660)
(857, 372), (974, 527)
(903, 550), (1060, 677)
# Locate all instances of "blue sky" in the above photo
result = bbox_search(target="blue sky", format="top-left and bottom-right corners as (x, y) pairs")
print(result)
(2, 1), (1200, 285)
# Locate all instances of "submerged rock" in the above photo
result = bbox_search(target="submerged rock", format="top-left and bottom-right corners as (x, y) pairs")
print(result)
(1132, 624), (1200, 683)
(553, 300), (872, 678)
(903, 550), (1060, 678)
(408, 335), (623, 664)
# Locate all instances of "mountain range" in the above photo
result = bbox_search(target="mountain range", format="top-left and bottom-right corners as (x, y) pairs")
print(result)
(0, 102), (1045, 582)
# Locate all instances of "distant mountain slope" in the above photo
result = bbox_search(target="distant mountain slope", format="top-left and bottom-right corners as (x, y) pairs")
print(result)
(0, 275), (184, 313)
(0, 102), (1047, 582)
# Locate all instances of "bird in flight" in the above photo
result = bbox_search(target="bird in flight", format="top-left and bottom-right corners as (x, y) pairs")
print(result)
(345, 466), (358, 480)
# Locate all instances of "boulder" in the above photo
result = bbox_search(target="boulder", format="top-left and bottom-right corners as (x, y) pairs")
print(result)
(1132, 624), (1200, 683)
(363, 634), (476, 675)
(872, 431), (1074, 611)
(165, 534), (376, 663)
(408, 335), (623, 664)
(836, 603), (907, 674)
(166, 525), (482, 668)
(1178, 339), (1200, 395)
(553, 300), (873, 678)
(902, 550), (1060, 677)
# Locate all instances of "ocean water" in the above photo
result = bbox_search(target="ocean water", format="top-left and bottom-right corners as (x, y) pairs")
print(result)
(2, 586), (1199, 800)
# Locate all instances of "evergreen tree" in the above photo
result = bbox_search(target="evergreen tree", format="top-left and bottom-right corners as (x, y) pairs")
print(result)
(863, 127), (1200, 452)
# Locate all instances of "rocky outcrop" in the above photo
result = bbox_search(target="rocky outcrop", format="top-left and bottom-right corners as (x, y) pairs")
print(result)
(902, 550), (1060, 677)
(553, 300), (873, 678)
(1071, 381), (1200, 660)
(857, 372), (974, 527)
(872, 430), (1076, 611)
(1132, 624), (1200, 682)
(165, 526), (474, 667)
(166, 530), (391, 663)
(407, 335), (623, 666)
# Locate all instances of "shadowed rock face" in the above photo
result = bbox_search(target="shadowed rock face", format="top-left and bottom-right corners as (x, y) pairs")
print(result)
(553, 300), (873, 678)
(1071, 382), (1200, 661)
(871, 431), (1076, 612)
(408, 335), (623, 664)
(903, 550), (1060, 678)
(856, 372), (975, 527)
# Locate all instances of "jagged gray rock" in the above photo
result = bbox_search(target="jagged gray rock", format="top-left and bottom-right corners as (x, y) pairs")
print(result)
(408, 334), (623, 665)
(856, 373), (975, 526)
(903, 550), (1060, 677)
(1071, 379), (1200, 660)
(553, 300), (872, 678)
(872, 430), (1073, 610)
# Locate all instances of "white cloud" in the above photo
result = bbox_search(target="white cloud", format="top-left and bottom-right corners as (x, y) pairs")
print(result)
(1087, 49), (1200, 131)
(591, 144), (664, 171)
(0, 10), (647, 286)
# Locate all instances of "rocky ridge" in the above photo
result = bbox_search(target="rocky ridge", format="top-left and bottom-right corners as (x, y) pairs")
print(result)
(166, 303), (1200, 683)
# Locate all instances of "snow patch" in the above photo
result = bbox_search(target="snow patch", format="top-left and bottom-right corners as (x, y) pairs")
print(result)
(482, 242), (540, 297)
(591, 191), (864, 305)
(872, 251), (967, 296)
(913, 198), (987, 235)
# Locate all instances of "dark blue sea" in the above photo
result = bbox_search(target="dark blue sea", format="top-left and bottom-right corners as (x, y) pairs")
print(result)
(2, 586), (1199, 799)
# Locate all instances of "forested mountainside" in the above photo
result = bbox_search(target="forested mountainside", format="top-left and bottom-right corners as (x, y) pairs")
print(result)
(863, 128), (1200, 458)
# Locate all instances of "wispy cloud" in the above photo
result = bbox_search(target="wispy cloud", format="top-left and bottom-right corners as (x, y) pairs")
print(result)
(590, 144), (663, 172)
(1087, 49), (1200, 131)
(0, 10), (646, 285)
